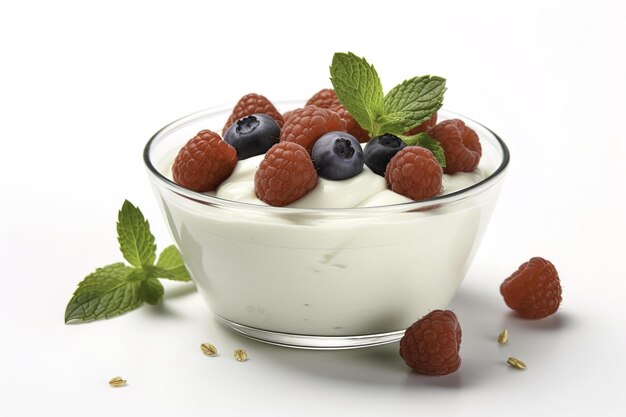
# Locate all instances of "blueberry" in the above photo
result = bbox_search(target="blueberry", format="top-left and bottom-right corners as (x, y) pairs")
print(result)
(311, 131), (364, 180)
(364, 134), (407, 176)
(223, 113), (280, 160)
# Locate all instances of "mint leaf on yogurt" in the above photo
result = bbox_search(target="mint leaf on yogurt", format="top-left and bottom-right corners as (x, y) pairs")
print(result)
(382, 75), (446, 135)
(400, 132), (446, 167)
(330, 52), (385, 136)
(65, 201), (192, 323)
(329, 52), (446, 139)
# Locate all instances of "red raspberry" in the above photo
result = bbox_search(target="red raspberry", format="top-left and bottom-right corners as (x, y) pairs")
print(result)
(427, 119), (481, 174)
(305, 88), (341, 109)
(404, 113), (438, 136)
(385, 146), (443, 201)
(254, 142), (318, 206)
(282, 109), (295, 122)
(222, 93), (284, 136)
(400, 310), (462, 376)
(329, 104), (370, 143)
(172, 130), (237, 192)
(500, 257), (562, 319)
(280, 105), (346, 153)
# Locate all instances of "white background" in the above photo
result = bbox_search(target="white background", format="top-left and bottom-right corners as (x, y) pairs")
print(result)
(1, 1), (625, 416)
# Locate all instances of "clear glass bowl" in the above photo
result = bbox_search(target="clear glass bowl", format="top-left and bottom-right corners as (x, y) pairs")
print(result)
(144, 102), (510, 349)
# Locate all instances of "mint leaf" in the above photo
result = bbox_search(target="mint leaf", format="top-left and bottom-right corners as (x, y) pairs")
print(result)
(139, 278), (164, 305)
(330, 52), (384, 136)
(380, 76), (446, 135)
(399, 132), (447, 167)
(154, 245), (192, 282)
(64, 263), (143, 323)
(117, 200), (156, 268)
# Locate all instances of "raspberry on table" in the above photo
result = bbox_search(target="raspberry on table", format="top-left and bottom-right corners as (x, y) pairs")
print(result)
(400, 310), (462, 376)
(305, 88), (341, 109)
(404, 113), (438, 136)
(500, 257), (562, 319)
(385, 146), (443, 201)
(172, 130), (238, 192)
(280, 105), (346, 153)
(427, 119), (481, 174)
(222, 93), (284, 136)
(254, 142), (318, 206)
(329, 104), (370, 143)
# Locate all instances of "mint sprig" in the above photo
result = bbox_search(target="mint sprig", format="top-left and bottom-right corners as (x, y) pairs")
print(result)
(382, 75), (446, 134)
(399, 132), (447, 167)
(330, 52), (447, 165)
(65, 200), (191, 323)
(330, 52), (385, 135)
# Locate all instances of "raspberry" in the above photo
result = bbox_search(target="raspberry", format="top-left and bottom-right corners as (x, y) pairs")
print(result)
(172, 130), (237, 192)
(254, 142), (318, 206)
(427, 119), (481, 174)
(404, 113), (438, 136)
(329, 104), (370, 143)
(305, 88), (341, 109)
(282, 109), (295, 122)
(500, 257), (562, 319)
(280, 105), (346, 153)
(385, 146), (443, 201)
(222, 93), (284, 136)
(400, 310), (462, 376)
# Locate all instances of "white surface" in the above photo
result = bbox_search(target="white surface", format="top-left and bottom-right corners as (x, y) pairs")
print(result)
(1, 1), (625, 416)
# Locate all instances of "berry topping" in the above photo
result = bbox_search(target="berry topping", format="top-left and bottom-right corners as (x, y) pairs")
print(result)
(222, 93), (284, 136)
(172, 130), (237, 192)
(364, 133), (407, 176)
(311, 131), (364, 180)
(305, 88), (341, 109)
(254, 142), (318, 206)
(223, 113), (280, 160)
(427, 119), (481, 174)
(404, 113), (438, 136)
(400, 310), (462, 376)
(280, 105), (346, 153)
(329, 104), (371, 143)
(500, 257), (562, 319)
(385, 146), (443, 201)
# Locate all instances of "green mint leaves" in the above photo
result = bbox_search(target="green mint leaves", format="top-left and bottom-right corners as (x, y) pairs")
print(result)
(330, 52), (447, 165)
(330, 52), (385, 135)
(117, 200), (156, 268)
(381, 75), (446, 134)
(400, 132), (447, 167)
(65, 200), (191, 323)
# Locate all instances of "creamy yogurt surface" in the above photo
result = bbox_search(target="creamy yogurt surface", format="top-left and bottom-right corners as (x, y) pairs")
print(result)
(150, 109), (508, 341)
(164, 144), (496, 208)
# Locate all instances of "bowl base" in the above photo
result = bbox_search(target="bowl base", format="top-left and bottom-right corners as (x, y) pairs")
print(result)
(215, 315), (404, 350)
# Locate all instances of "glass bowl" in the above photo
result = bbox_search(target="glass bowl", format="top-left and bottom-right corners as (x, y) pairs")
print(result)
(144, 102), (510, 349)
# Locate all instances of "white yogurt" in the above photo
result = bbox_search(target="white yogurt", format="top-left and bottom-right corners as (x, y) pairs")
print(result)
(163, 145), (495, 209)
(148, 109), (508, 347)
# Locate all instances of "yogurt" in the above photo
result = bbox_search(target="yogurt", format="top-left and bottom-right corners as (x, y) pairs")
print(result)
(162, 146), (495, 209)
(145, 106), (509, 348)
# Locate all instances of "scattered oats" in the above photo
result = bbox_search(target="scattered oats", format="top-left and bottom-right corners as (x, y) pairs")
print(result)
(200, 343), (218, 356)
(507, 357), (527, 370)
(234, 349), (248, 362)
(497, 328), (509, 345)
(109, 376), (127, 387)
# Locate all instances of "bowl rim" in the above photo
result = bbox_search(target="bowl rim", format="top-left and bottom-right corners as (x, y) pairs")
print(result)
(143, 103), (510, 214)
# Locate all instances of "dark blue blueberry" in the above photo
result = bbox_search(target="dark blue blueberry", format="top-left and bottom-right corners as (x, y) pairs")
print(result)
(364, 134), (407, 176)
(223, 113), (280, 160)
(311, 131), (364, 180)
